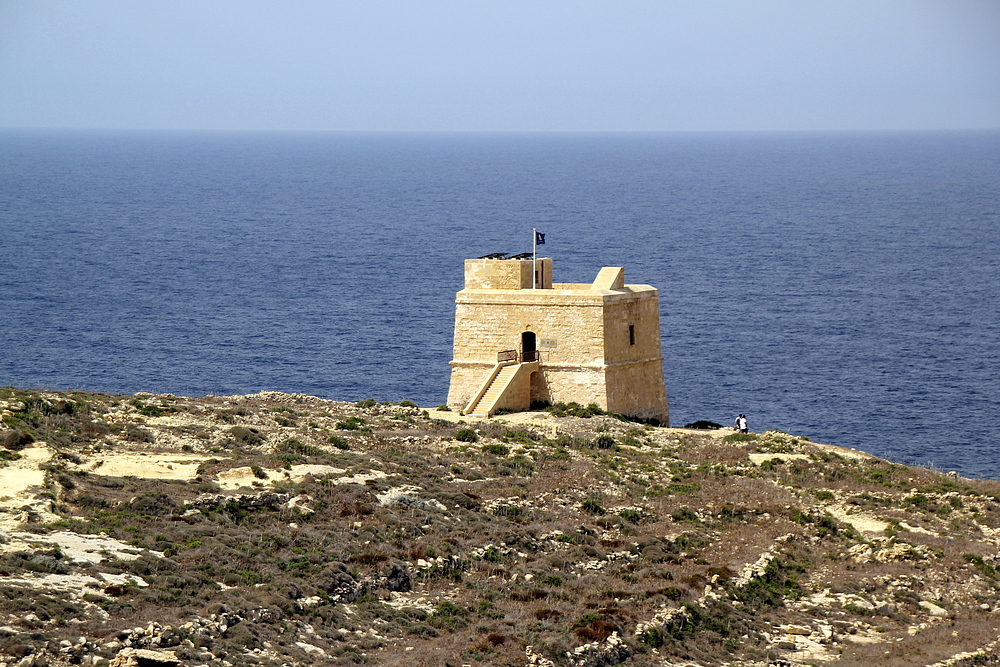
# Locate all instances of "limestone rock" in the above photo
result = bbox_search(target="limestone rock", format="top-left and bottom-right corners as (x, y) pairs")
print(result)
(920, 600), (949, 617)
(108, 648), (180, 667)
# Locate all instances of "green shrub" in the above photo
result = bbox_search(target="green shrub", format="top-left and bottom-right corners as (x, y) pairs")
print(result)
(481, 546), (507, 563)
(722, 432), (758, 443)
(250, 465), (267, 479)
(545, 402), (605, 418)
(130, 398), (174, 417)
(582, 499), (606, 515)
(641, 626), (665, 647)
(572, 612), (603, 628)
(964, 553), (996, 579)
(760, 457), (785, 472)
(864, 467), (898, 487)
(236, 569), (264, 585)
(429, 600), (469, 630)
(730, 556), (805, 608)
(843, 602), (875, 616)
(336, 416), (368, 431)
(502, 428), (537, 444)
(454, 428), (478, 443)
(619, 508), (642, 524)
(437, 404), (451, 411)
(398, 400), (417, 408)
(329, 435), (350, 450)
(355, 399), (377, 408)
(482, 443), (509, 456)
(670, 506), (699, 523)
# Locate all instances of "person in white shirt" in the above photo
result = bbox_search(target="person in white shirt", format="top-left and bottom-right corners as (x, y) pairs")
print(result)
(734, 414), (748, 433)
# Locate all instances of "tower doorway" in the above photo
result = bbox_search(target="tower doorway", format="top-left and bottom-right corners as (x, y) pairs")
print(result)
(521, 331), (538, 362)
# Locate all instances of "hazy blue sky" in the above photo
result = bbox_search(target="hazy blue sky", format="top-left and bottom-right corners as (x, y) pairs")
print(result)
(1, 0), (998, 132)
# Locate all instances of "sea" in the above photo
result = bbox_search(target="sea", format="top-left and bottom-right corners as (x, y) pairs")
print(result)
(1, 130), (998, 478)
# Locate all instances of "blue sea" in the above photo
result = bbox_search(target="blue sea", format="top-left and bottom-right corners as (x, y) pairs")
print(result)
(1, 130), (998, 478)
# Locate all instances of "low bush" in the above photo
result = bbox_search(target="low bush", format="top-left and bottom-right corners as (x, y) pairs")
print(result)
(722, 432), (758, 443)
(545, 402), (605, 418)
(230, 426), (265, 446)
(276, 438), (321, 457)
(619, 508), (642, 524)
(429, 600), (469, 630)
(501, 428), (537, 444)
(670, 506), (699, 523)
(336, 416), (369, 431)
(454, 429), (478, 443)
(964, 553), (997, 579)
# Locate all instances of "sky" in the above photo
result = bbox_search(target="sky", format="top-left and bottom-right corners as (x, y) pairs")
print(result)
(0, 0), (998, 132)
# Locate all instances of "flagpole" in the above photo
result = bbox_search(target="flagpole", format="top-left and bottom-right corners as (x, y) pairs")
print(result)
(532, 228), (537, 289)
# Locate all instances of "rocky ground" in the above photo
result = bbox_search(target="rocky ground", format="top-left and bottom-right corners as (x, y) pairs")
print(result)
(1, 388), (1000, 667)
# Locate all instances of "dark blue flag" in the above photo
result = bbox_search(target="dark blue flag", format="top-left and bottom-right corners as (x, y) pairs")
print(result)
(535, 231), (545, 245)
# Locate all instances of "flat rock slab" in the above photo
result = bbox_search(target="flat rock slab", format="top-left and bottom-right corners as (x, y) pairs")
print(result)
(0, 444), (50, 497)
(110, 648), (180, 667)
(748, 452), (812, 465)
(826, 505), (890, 534)
(78, 453), (209, 480)
(216, 464), (385, 489)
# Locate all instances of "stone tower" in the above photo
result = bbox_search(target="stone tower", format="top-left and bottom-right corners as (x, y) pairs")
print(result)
(446, 257), (669, 424)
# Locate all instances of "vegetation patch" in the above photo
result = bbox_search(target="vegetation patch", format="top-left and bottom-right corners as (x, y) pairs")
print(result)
(454, 428), (478, 442)
(1, 387), (998, 666)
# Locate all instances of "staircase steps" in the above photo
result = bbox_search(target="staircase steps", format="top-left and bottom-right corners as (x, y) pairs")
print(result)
(469, 365), (519, 417)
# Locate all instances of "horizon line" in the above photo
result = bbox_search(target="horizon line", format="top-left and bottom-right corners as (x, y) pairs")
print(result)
(3, 125), (1000, 136)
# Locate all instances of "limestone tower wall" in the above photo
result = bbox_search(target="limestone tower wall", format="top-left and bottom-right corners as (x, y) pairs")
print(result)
(447, 258), (669, 424)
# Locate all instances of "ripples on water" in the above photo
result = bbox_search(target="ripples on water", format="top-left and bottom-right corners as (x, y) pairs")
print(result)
(1, 130), (998, 477)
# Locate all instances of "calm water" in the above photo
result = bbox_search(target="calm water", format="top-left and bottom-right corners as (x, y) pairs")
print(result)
(1, 130), (998, 477)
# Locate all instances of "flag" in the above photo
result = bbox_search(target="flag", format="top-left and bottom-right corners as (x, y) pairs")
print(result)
(535, 231), (545, 245)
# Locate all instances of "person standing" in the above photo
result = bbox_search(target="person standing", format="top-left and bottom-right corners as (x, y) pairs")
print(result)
(734, 414), (748, 433)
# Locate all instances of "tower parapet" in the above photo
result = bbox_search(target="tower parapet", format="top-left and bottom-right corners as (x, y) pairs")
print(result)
(447, 257), (669, 424)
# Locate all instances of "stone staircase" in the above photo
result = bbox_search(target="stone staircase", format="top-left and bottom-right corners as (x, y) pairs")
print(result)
(467, 365), (520, 418)
(464, 360), (539, 418)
